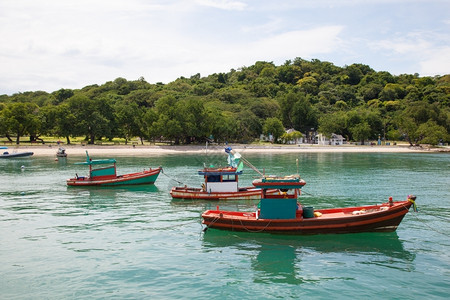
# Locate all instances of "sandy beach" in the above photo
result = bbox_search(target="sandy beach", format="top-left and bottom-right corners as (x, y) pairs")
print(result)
(4, 143), (448, 157)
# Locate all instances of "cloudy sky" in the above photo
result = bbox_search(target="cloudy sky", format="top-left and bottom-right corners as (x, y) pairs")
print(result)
(1, 0), (449, 95)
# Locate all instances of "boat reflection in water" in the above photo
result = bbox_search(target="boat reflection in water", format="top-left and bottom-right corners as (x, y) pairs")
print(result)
(65, 184), (160, 210)
(202, 230), (415, 285)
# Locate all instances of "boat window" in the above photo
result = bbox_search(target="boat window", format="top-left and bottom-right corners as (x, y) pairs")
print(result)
(206, 175), (221, 182)
(222, 175), (236, 182)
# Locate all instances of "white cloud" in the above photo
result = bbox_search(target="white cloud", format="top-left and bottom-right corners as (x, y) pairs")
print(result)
(149, 26), (345, 79)
(0, 0), (449, 94)
(370, 31), (450, 75)
(419, 47), (450, 76)
(374, 31), (435, 55)
(195, 0), (247, 11)
(252, 26), (344, 59)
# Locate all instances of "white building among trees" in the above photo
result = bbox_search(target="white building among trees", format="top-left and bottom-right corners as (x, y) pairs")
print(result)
(316, 133), (345, 145)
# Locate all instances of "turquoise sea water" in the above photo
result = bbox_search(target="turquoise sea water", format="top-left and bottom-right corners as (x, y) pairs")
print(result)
(1, 150), (449, 299)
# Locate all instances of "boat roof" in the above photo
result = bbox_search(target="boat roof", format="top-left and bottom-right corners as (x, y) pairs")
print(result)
(253, 175), (306, 189)
(75, 158), (116, 165)
(198, 167), (242, 176)
(74, 150), (116, 165)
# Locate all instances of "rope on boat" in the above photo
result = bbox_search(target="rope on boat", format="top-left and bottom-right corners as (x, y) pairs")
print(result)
(401, 199), (448, 236)
(203, 215), (272, 233)
(299, 190), (314, 196)
(408, 212), (448, 235)
(237, 218), (272, 233)
(203, 215), (221, 233)
(160, 168), (185, 185)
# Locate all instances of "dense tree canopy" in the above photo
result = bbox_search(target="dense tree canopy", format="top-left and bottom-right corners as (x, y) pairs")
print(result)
(0, 58), (449, 145)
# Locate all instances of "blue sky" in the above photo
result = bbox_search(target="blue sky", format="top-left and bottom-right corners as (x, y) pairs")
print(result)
(1, 0), (449, 95)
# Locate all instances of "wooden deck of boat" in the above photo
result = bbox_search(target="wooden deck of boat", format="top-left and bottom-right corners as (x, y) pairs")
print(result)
(210, 210), (386, 220)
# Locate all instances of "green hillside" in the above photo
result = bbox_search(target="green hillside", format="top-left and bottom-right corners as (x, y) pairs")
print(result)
(1, 58), (449, 145)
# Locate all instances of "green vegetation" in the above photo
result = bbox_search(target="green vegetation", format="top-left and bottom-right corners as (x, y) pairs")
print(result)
(1, 58), (449, 145)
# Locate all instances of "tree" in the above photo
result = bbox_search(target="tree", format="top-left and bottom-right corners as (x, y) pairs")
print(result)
(297, 75), (318, 94)
(395, 115), (419, 146)
(278, 91), (299, 128)
(379, 83), (406, 102)
(54, 104), (77, 144)
(114, 102), (143, 144)
(175, 98), (210, 143)
(278, 91), (318, 132)
(0, 57), (448, 145)
(208, 111), (236, 144)
(350, 122), (371, 144)
(235, 110), (261, 143)
(394, 101), (443, 146)
(156, 114), (183, 144)
(345, 108), (382, 142)
(344, 64), (365, 85)
(281, 130), (303, 144)
(263, 117), (285, 143)
(53, 89), (74, 104)
(153, 96), (184, 144)
(416, 120), (448, 145)
(141, 108), (159, 143)
(67, 95), (112, 144)
(318, 111), (347, 138)
(1, 102), (40, 144)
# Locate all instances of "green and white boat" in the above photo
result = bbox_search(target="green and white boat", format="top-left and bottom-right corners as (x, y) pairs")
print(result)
(67, 151), (161, 187)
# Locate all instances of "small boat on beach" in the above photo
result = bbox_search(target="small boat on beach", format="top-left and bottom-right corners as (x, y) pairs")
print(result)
(0, 147), (34, 158)
(67, 151), (161, 187)
(202, 175), (416, 234)
(170, 147), (280, 200)
(56, 147), (67, 157)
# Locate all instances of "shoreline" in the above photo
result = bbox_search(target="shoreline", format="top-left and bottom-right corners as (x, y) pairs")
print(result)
(3, 144), (448, 157)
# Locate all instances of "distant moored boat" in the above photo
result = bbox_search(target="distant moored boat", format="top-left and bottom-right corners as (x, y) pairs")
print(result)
(66, 151), (161, 186)
(170, 147), (280, 200)
(0, 147), (34, 158)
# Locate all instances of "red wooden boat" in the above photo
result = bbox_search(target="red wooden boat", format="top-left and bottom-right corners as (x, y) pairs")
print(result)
(67, 151), (161, 187)
(202, 176), (417, 234)
(170, 167), (280, 200)
(170, 147), (280, 200)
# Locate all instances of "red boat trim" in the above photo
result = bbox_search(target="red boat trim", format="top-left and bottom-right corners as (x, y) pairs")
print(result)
(170, 186), (280, 200)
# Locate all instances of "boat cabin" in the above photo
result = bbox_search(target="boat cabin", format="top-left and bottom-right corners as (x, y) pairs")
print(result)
(75, 153), (117, 180)
(198, 167), (243, 193)
(56, 147), (67, 157)
(253, 176), (306, 219)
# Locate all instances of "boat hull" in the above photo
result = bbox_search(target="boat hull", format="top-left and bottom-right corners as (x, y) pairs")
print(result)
(170, 186), (280, 200)
(67, 167), (161, 186)
(0, 152), (34, 158)
(202, 201), (413, 234)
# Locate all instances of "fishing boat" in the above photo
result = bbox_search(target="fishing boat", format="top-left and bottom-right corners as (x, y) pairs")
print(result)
(56, 147), (67, 157)
(0, 147), (34, 158)
(170, 147), (280, 200)
(67, 151), (161, 186)
(202, 175), (417, 234)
